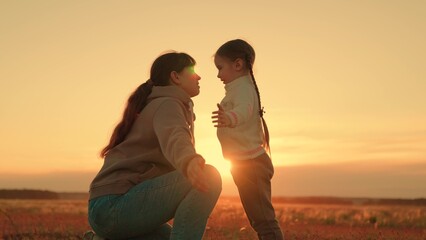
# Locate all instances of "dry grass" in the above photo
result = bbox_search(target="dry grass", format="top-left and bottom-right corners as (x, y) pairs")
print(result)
(0, 197), (425, 239)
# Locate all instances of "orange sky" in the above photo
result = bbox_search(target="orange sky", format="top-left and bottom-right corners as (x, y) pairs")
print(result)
(0, 1), (425, 198)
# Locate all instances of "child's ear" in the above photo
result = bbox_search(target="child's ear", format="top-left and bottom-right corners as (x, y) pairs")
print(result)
(234, 58), (244, 71)
(170, 71), (180, 85)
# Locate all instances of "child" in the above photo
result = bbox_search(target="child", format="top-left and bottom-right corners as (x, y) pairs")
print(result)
(212, 39), (284, 240)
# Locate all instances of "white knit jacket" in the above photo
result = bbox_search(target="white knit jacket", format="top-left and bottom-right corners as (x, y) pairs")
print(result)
(217, 75), (266, 161)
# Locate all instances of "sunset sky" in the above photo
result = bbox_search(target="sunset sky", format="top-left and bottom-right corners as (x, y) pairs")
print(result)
(1, 0), (425, 198)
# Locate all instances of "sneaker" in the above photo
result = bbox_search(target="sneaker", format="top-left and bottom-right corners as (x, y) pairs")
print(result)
(83, 230), (107, 240)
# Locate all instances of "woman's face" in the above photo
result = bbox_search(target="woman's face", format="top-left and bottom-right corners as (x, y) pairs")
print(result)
(175, 66), (201, 97)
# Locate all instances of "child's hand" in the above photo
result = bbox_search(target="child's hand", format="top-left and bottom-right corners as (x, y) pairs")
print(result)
(186, 157), (209, 192)
(212, 103), (231, 127)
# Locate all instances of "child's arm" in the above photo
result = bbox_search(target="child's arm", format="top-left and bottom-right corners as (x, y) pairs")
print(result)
(212, 103), (232, 127)
(213, 85), (255, 128)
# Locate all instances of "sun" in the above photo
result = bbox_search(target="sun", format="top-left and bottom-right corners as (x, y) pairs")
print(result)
(197, 139), (233, 178)
(209, 159), (232, 178)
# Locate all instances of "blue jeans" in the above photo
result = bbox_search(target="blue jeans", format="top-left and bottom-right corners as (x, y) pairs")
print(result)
(88, 165), (222, 240)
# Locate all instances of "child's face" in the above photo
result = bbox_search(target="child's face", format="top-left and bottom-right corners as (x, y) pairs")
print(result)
(214, 55), (240, 84)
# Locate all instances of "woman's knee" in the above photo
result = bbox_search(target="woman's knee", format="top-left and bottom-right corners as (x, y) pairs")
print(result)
(204, 164), (222, 196)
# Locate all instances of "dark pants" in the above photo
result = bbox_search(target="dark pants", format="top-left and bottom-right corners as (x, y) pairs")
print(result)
(231, 153), (284, 240)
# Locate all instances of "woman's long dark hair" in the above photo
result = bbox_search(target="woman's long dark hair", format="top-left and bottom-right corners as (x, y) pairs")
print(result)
(100, 52), (196, 157)
(216, 39), (270, 153)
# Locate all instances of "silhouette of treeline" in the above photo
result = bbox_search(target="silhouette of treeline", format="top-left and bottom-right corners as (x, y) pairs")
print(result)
(271, 196), (426, 206)
(272, 196), (353, 205)
(0, 189), (89, 200)
(0, 189), (59, 199)
(1, 189), (425, 205)
(57, 192), (89, 200)
(362, 198), (426, 206)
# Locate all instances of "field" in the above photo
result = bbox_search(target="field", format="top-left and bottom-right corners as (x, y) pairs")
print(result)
(0, 197), (425, 240)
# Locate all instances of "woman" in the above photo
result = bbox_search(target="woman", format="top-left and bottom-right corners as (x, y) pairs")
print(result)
(85, 52), (222, 240)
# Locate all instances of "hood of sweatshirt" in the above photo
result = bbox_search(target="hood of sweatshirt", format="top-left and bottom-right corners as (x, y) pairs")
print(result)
(148, 85), (193, 109)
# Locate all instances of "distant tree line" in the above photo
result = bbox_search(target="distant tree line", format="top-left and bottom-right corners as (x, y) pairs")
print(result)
(0, 189), (59, 199)
(271, 196), (426, 206)
(363, 198), (426, 206)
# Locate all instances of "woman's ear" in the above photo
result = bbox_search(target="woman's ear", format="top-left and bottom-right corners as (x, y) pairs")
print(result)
(170, 71), (180, 85)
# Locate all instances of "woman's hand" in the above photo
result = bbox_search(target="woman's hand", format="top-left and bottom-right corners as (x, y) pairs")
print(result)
(186, 157), (209, 192)
(212, 103), (231, 127)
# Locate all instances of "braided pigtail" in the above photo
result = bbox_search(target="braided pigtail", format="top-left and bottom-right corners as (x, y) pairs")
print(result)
(246, 58), (270, 154)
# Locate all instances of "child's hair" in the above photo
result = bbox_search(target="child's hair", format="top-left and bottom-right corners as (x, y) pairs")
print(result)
(216, 39), (270, 152)
(100, 52), (196, 157)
